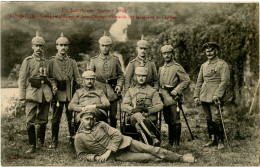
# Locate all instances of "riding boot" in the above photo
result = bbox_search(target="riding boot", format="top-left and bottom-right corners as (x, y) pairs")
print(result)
(175, 123), (181, 145)
(139, 121), (160, 146)
(50, 123), (59, 149)
(135, 123), (149, 144)
(204, 122), (218, 147)
(26, 125), (36, 154)
(36, 125), (46, 147)
(67, 122), (74, 142)
(216, 122), (225, 150)
(168, 124), (174, 146)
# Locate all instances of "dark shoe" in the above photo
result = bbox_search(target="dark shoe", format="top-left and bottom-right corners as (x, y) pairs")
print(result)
(203, 135), (217, 147)
(25, 145), (36, 154)
(152, 137), (160, 146)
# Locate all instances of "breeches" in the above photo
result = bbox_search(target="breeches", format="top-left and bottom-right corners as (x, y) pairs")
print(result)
(26, 101), (49, 128)
(52, 101), (72, 124)
(201, 102), (221, 123)
(163, 105), (180, 125)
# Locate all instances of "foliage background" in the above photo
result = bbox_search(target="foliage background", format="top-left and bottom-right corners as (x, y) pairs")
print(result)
(2, 2), (259, 108)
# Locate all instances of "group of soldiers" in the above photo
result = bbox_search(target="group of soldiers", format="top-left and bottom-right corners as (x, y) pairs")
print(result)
(18, 30), (230, 163)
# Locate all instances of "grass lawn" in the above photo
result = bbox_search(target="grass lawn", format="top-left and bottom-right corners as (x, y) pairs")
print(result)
(1, 105), (259, 166)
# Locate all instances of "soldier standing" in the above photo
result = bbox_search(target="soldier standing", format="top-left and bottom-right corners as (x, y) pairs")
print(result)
(122, 67), (163, 146)
(49, 33), (82, 148)
(124, 35), (158, 93)
(194, 42), (230, 150)
(18, 31), (53, 153)
(158, 45), (190, 147)
(89, 32), (124, 128)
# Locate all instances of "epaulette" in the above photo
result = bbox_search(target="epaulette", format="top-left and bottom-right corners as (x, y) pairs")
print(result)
(49, 56), (56, 60)
(129, 58), (137, 63)
(174, 62), (181, 66)
(112, 54), (119, 59)
(24, 55), (33, 61)
(91, 55), (98, 59)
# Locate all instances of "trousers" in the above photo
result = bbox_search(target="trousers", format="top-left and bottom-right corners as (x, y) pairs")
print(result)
(113, 139), (182, 162)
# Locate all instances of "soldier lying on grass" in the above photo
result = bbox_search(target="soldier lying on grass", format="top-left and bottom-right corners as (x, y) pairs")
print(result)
(74, 108), (197, 163)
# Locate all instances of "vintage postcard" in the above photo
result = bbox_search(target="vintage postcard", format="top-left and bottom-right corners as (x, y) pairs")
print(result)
(1, 1), (259, 166)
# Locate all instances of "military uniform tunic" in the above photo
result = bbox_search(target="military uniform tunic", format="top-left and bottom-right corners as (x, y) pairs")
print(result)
(194, 57), (230, 122)
(18, 54), (53, 126)
(89, 53), (124, 101)
(194, 57), (230, 103)
(49, 53), (82, 102)
(122, 85), (163, 122)
(124, 56), (158, 93)
(159, 60), (190, 106)
(159, 60), (190, 124)
(68, 87), (110, 122)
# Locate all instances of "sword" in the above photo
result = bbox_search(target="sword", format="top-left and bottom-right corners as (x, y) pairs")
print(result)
(215, 100), (231, 151)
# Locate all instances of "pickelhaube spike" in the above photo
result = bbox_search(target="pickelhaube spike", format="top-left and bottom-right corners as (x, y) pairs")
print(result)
(103, 31), (108, 36)
(56, 32), (69, 44)
(36, 30), (40, 37)
(137, 34), (149, 48)
(141, 34), (144, 40)
(32, 30), (45, 45)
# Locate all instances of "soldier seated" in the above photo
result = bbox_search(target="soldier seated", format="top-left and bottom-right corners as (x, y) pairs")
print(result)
(68, 71), (110, 132)
(122, 67), (163, 146)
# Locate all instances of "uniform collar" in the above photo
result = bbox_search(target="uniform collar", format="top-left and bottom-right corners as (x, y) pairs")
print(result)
(137, 56), (148, 63)
(136, 84), (147, 89)
(33, 53), (44, 61)
(99, 53), (112, 60)
(83, 86), (96, 91)
(164, 60), (175, 67)
(208, 56), (219, 64)
(56, 53), (68, 60)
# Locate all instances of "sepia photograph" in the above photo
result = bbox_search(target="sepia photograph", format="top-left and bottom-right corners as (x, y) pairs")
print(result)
(1, 1), (259, 166)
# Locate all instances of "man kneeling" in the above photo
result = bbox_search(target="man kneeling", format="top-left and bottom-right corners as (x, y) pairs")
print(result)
(74, 108), (196, 163)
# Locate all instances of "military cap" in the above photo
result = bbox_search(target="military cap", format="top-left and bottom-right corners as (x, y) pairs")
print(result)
(161, 45), (174, 53)
(137, 35), (149, 48)
(56, 32), (69, 45)
(31, 31), (45, 45)
(203, 42), (219, 51)
(79, 108), (96, 119)
(82, 71), (96, 79)
(98, 31), (112, 45)
(135, 66), (148, 75)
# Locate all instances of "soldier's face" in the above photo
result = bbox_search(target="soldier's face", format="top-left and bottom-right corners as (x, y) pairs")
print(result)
(32, 44), (44, 56)
(84, 78), (95, 88)
(136, 74), (147, 85)
(136, 47), (148, 58)
(162, 51), (173, 62)
(205, 48), (218, 60)
(81, 115), (95, 130)
(56, 44), (69, 55)
(100, 44), (110, 55)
